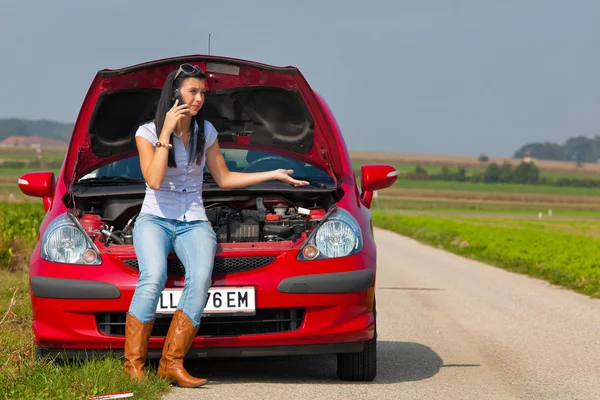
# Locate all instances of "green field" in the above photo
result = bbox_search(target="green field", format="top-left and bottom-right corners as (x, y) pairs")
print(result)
(0, 152), (65, 162)
(0, 167), (62, 177)
(372, 213), (600, 298)
(390, 179), (600, 195)
(372, 198), (600, 217)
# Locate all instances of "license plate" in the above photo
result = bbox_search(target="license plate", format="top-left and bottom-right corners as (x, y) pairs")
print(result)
(156, 287), (256, 316)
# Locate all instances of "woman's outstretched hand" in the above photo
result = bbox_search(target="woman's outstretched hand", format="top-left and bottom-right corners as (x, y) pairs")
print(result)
(273, 169), (310, 187)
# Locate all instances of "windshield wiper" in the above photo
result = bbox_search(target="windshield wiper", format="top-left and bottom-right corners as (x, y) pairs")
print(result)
(76, 176), (145, 184)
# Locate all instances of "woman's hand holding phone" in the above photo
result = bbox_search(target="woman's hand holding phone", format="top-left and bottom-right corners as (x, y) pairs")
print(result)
(161, 99), (190, 138)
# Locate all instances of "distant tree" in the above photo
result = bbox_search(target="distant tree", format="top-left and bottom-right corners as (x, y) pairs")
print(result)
(513, 135), (600, 162)
(455, 167), (467, 182)
(564, 136), (595, 163)
(483, 162), (501, 183)
(0, 118), (73, 141)
(478, 153), (489, 162)
(499, 162), (513, 183)
(513, 142), (566, 161)
(414, 165), (427, 174)
(513, 161), (540, 184)
(441, 166), (452, 180)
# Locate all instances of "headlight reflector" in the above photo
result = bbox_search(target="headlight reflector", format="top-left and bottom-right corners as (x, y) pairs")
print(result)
(315, 220), (358, 258)
(298, 207), (362, 260)
(41, 213), (102, 265)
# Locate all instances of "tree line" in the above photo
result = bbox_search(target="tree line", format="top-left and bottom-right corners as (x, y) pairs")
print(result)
(405, 162), (600, 188)
(0, 118), (73, 141)
(514, 135), (600, 163)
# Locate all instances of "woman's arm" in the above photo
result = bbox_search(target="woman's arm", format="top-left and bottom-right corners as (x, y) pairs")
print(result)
(136, 136), (170, 190)
(137, 100), (189, 189)
(205, 140), (310, 189)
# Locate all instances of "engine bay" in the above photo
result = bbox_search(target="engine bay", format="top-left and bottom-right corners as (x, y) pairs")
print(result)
(75, 193), (332, 246)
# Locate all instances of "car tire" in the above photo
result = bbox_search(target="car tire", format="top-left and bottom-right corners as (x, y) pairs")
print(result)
(336, 298), (377, 382)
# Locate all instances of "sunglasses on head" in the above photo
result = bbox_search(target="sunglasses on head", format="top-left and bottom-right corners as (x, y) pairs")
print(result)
(173, 63), (206, 80)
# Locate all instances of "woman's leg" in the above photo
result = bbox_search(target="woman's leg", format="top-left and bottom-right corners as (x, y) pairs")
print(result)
(129, 213), (173, 321)
(124, 213), (173, 380)
(172, 220), (217, 325)
(157, 220), (216, 387)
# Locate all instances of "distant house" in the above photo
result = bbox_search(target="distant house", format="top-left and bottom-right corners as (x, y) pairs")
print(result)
(0, 136), (68, 148)
(523, 149), (536, 164)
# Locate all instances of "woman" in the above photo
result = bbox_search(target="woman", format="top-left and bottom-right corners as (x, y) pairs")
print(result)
(123, 64), (309, 387)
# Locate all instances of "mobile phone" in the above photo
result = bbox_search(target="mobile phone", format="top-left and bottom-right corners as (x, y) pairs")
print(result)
(173, 89), (186, 106)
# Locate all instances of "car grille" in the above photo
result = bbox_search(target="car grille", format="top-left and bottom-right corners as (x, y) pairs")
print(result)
(122, 256), (276, 276)
(97, 308), (305, 337)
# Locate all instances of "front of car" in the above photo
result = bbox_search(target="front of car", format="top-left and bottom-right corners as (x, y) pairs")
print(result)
(19, 55), (397, 381)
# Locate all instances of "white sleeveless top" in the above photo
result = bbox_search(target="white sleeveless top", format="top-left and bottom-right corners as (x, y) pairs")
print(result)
(134, 119), (219, 221)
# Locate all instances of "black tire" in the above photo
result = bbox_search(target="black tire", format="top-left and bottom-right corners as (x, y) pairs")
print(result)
(336, 298), (377, 381)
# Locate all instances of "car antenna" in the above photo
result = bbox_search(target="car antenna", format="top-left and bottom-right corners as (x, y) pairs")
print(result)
(208, 33), (211, 55)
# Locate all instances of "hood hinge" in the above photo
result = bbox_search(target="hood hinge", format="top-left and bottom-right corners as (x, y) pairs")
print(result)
(320, 148), (339, 188)
(66, 149), (85, 209)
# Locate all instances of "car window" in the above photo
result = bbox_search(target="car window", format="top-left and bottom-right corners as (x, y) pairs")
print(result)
(78, 149), (334, 182)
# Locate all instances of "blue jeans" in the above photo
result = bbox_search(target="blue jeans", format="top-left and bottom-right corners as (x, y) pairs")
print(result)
(128, 212), (217, 327)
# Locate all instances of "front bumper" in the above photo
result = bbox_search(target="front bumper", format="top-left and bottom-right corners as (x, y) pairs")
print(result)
(31, 269), (374, 299)
(29, 251), (376, 356)
(37, 341), (366, 360)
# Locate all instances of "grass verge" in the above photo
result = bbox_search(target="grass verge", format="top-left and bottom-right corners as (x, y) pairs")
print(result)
(0, 269), (171, 399)
(372, 213), (600, 298)
(0, 201), (171, 399)
(391, 179), (600, 196)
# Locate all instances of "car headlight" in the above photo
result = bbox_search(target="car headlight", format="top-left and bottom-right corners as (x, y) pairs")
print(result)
(41, 212), (102, 265)
(298, 207), (362, 260)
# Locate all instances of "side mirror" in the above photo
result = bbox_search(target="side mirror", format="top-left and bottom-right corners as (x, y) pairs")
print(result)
(18, 171), (56, 211)
(360, 164), (397, 208)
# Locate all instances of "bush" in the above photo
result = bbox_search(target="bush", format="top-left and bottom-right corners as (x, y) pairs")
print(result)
(513, 161), (540, 184)
(483, 162), (501, 183)
(0, 161), (26, 168)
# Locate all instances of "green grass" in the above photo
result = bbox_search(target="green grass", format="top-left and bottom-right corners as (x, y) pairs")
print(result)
(0, 204), (171, 399)
(391, 179), (600, 195)
(0, 153), (65, 162)
(373, 213), (600, 297)
(0, 167), (62, 177)
(372, 198), (600, 217)
(1, 350), (170, 399)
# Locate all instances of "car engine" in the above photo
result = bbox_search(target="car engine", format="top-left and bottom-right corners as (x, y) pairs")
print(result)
(76, 195), (329, 246)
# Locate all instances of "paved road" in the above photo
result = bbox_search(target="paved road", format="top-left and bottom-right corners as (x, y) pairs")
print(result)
(162, 228), (600, 400)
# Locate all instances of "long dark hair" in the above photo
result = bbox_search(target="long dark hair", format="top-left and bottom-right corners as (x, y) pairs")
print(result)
(154, 69), (206, 168)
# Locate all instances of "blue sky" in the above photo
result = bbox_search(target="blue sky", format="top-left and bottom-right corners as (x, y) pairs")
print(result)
(1, 0), (599, 157)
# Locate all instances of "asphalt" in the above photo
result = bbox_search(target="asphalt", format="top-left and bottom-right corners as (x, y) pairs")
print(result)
(162, 227), (600, 400)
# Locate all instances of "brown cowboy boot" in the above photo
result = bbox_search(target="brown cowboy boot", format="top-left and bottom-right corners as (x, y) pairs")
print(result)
(157, 309), (207, 387)
(123, 313), (155, 380)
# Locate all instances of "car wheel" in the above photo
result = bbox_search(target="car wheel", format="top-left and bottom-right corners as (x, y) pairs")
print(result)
(336, 298), (377, 382)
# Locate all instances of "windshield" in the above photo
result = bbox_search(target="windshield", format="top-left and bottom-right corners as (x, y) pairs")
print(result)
(77, 149), (334, 183)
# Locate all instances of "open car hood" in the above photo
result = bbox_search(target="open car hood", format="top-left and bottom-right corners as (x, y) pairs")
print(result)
(64, 55), (347, 188)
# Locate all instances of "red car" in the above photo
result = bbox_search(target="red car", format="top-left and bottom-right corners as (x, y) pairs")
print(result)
(18, 55), (397, 381)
